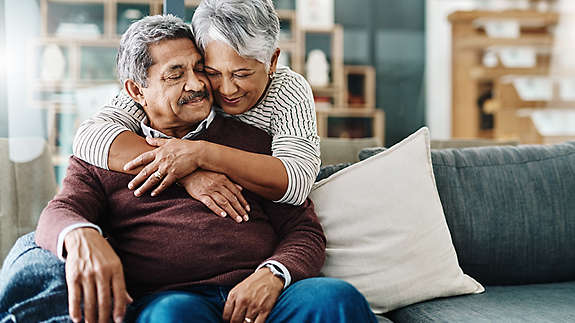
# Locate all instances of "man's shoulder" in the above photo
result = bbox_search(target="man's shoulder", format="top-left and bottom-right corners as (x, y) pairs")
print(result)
(208, 114), (272, 154)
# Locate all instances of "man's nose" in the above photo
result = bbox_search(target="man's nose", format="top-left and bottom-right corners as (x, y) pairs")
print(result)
(184, 73), (204, 92)
(219, 76), (238, 96)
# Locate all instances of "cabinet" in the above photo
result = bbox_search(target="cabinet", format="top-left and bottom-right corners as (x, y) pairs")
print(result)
(449, 10), (559, 139)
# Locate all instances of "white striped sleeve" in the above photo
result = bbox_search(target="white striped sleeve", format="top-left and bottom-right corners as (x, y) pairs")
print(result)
(273, 134), (321, 205)
(73, 91), (146, 170)
(271, 92), (321, 205)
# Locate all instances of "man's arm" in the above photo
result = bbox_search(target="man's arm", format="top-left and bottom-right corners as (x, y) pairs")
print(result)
(35, 157), (131, 323)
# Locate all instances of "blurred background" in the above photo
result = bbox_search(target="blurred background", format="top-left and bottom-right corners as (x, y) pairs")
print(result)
(0, 0), (574, 184)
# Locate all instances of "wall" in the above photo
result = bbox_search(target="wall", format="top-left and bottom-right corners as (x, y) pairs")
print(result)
(336, 0), (427, 146)
(425, 0), (476, 140)
(0, 0), (7, 137)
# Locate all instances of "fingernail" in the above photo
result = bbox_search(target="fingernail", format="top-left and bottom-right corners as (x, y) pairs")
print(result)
(236, 216), (243, 222)
(128, 183), (133, 189)
(220, 211), (227, 217)
(115, 317), (123, 323)
(151, 192), (156, 197)
(243, 215), (249, 221)
(246, 205), (251, 212)
(134, 190), (140, 197)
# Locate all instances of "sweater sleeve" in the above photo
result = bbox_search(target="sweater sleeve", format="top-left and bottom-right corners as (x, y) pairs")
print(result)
(263, 199), (326, 283)
(271, 73), (321, 206)
(73, 90), (146, 170)
(35, 157), (108, 256)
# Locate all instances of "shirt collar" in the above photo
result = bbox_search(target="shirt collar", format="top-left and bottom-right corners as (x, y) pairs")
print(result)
(140, 109), (216, 140)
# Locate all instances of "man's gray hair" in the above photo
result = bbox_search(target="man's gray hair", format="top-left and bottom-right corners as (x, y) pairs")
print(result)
(117, 14), (194, 87)
(192, 0), (280, 70)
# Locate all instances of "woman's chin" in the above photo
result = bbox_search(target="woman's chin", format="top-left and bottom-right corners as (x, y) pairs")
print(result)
(218, 101), (251, 115)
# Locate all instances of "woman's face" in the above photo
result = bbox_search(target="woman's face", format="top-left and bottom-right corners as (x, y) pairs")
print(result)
(203, 40), (278, 115)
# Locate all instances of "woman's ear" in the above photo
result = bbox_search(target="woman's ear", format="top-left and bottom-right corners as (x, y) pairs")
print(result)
(269, 48), (281, 74)
(124, 80), (146, 107)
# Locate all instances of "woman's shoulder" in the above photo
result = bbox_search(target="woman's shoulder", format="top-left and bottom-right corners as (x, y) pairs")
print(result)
(270, 66), (314, 104)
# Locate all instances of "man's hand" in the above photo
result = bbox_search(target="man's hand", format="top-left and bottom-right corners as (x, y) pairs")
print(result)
(64, 228), (132, 323)
(124, 137), (203, 197)
(180, 170), (250, 223)
(223, 267), (284, 323)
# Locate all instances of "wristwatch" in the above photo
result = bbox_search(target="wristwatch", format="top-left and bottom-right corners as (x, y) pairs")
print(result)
(264, 263), (286, 284)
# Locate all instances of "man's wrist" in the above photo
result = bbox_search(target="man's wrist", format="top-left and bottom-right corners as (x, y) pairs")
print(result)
(260, 265), (285, 289)
(63, 227), (102, 257)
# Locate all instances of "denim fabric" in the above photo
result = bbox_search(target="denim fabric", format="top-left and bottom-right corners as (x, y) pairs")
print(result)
(0, 232), (72, 323)
(1, 233), (377, 323)
(360, 142), (575, 285)
(387, 281), (575, 323)
(130, 278), (378, 323)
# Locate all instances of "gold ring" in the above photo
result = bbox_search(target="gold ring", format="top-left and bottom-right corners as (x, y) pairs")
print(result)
(244, 318), (253, 323)
(153, 171), (163, 180)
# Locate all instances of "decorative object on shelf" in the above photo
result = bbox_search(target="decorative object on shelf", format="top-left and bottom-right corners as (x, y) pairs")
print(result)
(498, 47), (536, 67)
(53, 6), (102, 38)
(306, 49), (329, 87)
(40, 44), (66, 81)
(296, 0), (333, 29)
(117, 4), (149, 34)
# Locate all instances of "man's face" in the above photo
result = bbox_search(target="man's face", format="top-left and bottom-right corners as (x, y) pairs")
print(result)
(139, 38), (212, 133)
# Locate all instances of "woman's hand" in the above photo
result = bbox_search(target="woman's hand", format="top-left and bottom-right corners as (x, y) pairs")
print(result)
(180, 170), (250, 223)
(223, 267), (284, 323)
(124, 137), (203, 197)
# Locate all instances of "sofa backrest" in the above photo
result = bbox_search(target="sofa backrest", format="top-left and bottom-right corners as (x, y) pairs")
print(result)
(0, 138), (57, 265)
(355, 141), (575, 286)
(430, 142), (575, 285)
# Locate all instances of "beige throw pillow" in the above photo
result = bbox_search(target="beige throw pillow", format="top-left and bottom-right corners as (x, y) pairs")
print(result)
(310, 127), (484, 314)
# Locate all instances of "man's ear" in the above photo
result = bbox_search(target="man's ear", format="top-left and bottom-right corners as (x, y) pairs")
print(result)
(124, 80), (146, 107)
(269, 48), (281, 74)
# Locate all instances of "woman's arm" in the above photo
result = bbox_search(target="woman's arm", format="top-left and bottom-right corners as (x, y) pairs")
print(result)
(73, 91), (147, 171)
(125, 138), (288, 201)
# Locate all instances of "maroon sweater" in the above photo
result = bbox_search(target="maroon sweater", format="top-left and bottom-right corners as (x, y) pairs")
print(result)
(36, 115), (326, 297)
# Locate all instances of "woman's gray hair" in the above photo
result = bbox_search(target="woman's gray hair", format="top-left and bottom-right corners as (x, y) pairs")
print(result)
(192, 0), (280, 70)
(117, 14), (194, 87)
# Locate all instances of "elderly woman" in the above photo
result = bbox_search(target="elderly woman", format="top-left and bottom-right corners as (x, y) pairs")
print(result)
(73, 0), (320, 221)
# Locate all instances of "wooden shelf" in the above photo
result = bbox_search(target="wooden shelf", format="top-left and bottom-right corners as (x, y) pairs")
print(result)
(449, 9), (560, 139)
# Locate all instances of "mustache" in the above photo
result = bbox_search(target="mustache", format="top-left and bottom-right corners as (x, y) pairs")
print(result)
(178, 89), (209, 105)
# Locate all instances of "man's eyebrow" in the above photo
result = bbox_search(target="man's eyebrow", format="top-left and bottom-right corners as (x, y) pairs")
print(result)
(166, 64), (184, 72)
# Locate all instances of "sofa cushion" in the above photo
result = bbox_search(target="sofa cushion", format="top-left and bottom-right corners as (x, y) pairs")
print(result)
(311, 128), (483, 313)
(360, 142), (575, 285)
(387, 281), (575, 323)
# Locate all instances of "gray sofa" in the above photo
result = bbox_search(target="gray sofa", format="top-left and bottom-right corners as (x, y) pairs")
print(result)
(318, 140), (575, 322)
(3, 138), (575, 322)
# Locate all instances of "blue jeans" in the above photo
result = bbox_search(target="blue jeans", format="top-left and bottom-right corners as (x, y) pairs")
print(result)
(0, 233), (71, 323)
(1, 233), (377, 323)
(130, 279), (377, 323)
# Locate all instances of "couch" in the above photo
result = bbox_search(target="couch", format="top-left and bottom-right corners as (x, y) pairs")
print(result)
(3, 137), (575, 322)
(317, 139), (575, 322)
(0, 138), (57, 265)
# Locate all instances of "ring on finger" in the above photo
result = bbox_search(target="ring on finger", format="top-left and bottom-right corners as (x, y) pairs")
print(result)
(153, 170), (163, 180)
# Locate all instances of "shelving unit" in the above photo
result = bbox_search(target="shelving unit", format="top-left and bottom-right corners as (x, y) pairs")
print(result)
(448, 9), (559, 139)
(38, 0), (385, 176)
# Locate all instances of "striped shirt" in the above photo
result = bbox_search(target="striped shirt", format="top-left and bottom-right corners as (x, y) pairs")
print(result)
(73, 65), (321, 205)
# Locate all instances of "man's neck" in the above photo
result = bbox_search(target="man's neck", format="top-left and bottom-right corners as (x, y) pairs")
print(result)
(141, 109), (216, 140)
(150, 122), (200, 138)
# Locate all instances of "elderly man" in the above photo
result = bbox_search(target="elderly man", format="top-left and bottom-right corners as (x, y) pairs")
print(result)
(0, 15), (377, 323)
